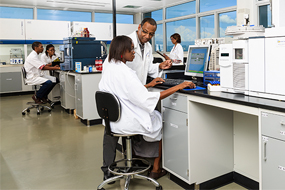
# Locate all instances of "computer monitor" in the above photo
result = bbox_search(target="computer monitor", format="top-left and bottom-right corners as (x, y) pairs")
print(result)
(184, 45), (211, 78)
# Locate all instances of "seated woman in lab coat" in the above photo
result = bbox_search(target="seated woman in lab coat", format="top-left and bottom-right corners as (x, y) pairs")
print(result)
(163, 33), (184, 64)
(41, 44), (60, 66)
(99, 35), (195, 179)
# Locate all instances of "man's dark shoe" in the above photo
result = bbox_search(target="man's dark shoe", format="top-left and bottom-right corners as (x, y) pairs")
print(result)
(32, 95), (42, 104)
(40, 97), (48, 104)
(103, 171), (115, 184)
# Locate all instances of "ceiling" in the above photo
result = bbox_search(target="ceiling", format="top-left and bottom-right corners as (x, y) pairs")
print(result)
(0, 0), (188, 14)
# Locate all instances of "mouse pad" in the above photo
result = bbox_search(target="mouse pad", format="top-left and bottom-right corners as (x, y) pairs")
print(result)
(183, 86), (206, 91)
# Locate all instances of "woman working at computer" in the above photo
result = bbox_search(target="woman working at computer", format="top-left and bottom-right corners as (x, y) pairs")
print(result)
(163, 33), (184, 64)
(99, 35), (195, 179)
(41, 44), (60, 66)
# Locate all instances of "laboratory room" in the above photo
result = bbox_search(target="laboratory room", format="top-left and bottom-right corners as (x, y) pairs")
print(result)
(1, 0), (285, 189)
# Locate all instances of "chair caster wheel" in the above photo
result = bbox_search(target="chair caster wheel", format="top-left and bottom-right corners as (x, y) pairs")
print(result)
(27, 109), (30, 112)
(40, 108), (44, 111)
(48, 110), (51, 112)
(156, 186), (163, 190)
(97, 188), (105, 190)
(22, 112), (25, 115)
(51, 105), (54, 109)
(37, 112), (40, 115)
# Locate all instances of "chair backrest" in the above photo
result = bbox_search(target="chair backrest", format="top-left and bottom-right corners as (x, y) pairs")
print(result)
(21, 66), (27, 85)
(95, 91), (121, 136)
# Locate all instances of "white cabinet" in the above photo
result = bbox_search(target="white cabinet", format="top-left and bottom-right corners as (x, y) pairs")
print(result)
(162, 93), (189, 182)
(117, 23), (138, 36)
(25, 20), (71, 40)
(74, 73), (101, 120)
(0, 18), (25, 40)
(261, 111), (285, 190)
(59, 71), (75, 110)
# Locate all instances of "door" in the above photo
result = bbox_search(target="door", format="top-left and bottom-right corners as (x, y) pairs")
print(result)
(261, 136), (285, 190)
(163, 107), (189, 182)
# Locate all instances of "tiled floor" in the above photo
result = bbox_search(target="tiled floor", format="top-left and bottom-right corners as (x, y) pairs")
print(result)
(0, 94), (247, 190)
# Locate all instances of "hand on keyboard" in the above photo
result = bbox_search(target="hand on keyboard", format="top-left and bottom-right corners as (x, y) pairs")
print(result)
(146, 77), (165, 88)
(179, 81), (196, 89)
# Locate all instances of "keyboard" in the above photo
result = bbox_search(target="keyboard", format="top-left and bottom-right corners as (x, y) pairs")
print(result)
(162, 78), (185, 86)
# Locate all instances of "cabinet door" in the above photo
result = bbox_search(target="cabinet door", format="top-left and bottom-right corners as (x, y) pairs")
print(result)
(163, 107), (189, 182)
(25, 20), (70, 40)
(0, 72), (22, 92)
(0, 19), (25, 40)
(59, 72), (66, 107)
(75, 75), (83, 117)
(261, 136), (285, 190)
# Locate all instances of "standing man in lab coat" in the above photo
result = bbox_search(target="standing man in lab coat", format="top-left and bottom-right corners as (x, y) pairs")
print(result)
(24, 42), (60, 104)
(102, 18), (172, 182)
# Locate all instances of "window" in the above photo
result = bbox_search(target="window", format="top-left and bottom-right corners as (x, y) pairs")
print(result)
(200, 15), (215, 39)
(219, 11), (236, 37)
(155, 24), (163, 51)
(166, 1), (196, 19)
(0, 7), (33, 19)
(94, 13), (133, 24)
(200, 0), (236, 12)
(143, 9), (162, 22)
(259, 5), (271, 28)
(37, 9), (91, 22)
(166, 18), (196, 52)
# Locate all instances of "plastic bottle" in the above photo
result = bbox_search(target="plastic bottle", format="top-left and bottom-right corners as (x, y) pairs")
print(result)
(86, 28), (90, 37)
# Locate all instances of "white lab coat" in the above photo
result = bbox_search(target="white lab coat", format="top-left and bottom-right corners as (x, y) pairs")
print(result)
(126, 31), (160, 85)
(41, 53), (59, 64)
(170, 43), (184, 63)
(99, 59), (162, 142)
(41, 53), (59, 75)
(24, 50), (55, 85)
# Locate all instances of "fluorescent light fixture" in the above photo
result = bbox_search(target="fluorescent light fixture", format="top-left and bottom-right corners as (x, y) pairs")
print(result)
(123, 5), (141, 9)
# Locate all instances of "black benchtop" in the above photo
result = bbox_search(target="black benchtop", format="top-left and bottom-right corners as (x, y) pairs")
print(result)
(155, 85), (285, 113)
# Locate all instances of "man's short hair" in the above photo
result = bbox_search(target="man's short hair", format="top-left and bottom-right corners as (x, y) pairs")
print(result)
(141, 18), (157, 28)
(32, 42), (42, 50)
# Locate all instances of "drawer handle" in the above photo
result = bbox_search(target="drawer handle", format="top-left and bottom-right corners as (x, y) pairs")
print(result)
(264, 141), (267, 161)
(280, 121), (285, 126)
(6, 78), (12, 81)
(170, 98), (177, 100)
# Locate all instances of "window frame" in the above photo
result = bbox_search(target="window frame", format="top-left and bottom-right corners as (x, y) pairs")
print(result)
(255, 0), (271, 27)
(147, 0), (236, 53)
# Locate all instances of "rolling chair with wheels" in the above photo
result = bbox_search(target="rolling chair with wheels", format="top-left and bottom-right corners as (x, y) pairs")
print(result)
(21, 67), (52, 115)
(95, 91), (162, 190)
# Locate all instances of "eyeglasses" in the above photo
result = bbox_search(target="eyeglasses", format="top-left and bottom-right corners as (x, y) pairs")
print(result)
(141, 28), (155, 37)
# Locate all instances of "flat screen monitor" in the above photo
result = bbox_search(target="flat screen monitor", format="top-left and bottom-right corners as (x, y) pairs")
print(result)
(184, 45), (211, 78)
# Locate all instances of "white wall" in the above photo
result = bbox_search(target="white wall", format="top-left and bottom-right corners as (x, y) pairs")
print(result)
(237, 0), (257, 26)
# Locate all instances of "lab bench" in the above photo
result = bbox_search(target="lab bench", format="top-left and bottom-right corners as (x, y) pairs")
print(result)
(150, 86), (285, 190)
(58, 70), (102, 126)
